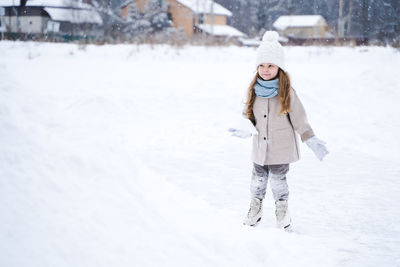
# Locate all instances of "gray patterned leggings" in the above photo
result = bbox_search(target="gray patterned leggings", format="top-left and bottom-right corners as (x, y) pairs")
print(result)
(250, 163), (290, 201)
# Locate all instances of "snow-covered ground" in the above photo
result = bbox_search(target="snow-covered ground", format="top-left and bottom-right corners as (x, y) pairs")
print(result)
(0, 41), (399, 267)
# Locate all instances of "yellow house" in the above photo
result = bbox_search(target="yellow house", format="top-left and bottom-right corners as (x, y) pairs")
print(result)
(121, 0), (244, 38)
(273, 15), (331, 39)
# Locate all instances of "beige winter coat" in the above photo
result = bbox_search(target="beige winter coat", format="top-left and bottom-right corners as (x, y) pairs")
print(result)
(246, 88), (314, 165)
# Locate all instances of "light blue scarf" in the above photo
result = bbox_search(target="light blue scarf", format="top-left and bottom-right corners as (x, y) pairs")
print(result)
(254, 78), (279, 98)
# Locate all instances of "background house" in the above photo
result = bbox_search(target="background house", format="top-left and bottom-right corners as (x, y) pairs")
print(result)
(273, 15), (331, 39)
(121, 0), (244, 39)
(0, 0), (103, 40)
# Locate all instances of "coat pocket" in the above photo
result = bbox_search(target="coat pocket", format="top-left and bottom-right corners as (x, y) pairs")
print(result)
(271, 128), (295, 150)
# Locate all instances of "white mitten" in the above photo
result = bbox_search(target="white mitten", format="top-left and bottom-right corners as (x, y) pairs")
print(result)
(228, 118), (258, 139)
(305, 136), (329, 161)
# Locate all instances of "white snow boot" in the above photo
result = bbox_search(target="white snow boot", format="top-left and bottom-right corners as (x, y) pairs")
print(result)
(275, 200), (291, 229)
(243, 198), (263, 226)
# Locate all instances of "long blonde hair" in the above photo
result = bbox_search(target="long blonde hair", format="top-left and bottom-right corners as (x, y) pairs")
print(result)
(244, 68), (292, 122)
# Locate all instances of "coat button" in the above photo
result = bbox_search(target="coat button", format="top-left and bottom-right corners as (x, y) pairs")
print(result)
(264, 115), (267, 118)
(264, 137), (266, 140)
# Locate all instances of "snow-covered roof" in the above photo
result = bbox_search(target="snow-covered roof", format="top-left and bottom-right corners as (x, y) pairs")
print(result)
(1, 0), (21, 6)
(197, 24), (245, 37)
(0, 0), (94, 9)
(26, 0), (94, 9)
(0, 0), (102, 24)
(177, 0), (232, 16)
(237, 37), (260, 47)
(273, 15), (327, 31)
(44, 7), (103, 24)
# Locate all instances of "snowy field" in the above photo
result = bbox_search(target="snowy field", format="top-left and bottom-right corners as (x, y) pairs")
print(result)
(0, 41), (399, 267)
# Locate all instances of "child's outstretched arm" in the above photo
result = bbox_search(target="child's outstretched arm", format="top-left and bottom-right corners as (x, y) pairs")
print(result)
(228, 118), (259, 139)
(288, 89), (314, 142)
(289, 89), (329, 161)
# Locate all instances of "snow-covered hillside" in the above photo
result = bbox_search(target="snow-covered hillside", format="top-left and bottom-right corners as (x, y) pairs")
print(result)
(0, 41), (399, 267)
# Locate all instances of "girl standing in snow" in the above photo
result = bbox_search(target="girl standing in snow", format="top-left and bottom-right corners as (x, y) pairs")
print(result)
(231, 31), (329, 229)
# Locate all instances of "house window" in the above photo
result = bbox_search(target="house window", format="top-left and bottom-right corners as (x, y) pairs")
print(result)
(199, 13), (204, 24)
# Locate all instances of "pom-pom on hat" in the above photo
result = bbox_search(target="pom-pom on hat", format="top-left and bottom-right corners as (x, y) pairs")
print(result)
(256, 31), (285, 70)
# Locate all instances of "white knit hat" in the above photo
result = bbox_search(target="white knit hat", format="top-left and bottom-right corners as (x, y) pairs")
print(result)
(255, 31), (285, 70)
